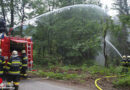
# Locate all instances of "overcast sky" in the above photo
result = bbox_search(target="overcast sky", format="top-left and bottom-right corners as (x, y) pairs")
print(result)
(101, 0), (130, 16)
(100, 0), (118, 16)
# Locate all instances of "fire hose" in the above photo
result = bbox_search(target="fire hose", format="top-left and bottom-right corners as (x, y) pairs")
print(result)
(95, 75), (125, 90)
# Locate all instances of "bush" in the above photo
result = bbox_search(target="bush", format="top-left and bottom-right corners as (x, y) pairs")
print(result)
(87, 65), (123, 75)
(113, 74), (130, 86)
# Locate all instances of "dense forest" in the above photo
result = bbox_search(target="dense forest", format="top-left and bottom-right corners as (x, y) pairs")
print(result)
(0, 0), (130, 67)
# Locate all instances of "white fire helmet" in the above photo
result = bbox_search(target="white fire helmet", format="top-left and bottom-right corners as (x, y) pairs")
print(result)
(22, 50), (26, 54)
(127, 56), (130, 59)
(122, 55), (126, 59)
(12, 50), (18, 55)
(0, 49), (2, 53)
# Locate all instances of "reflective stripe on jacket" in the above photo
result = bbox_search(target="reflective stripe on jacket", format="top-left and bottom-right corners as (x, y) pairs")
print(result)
(0, 55), (4, 75)
(121, 59), (130, 67)
(21, 54), (28, 68)
(8, 56), (22, 75)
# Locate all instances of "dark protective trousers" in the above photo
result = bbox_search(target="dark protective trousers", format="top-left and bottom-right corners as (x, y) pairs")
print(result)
(7, 75), (20, 83)
(0, 75), (3, 80)
(21, 67), (27, 78)
(7, 75), (20, 90)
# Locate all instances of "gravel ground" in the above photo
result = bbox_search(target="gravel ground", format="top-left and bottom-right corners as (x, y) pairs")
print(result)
(19, 78), (91, 90)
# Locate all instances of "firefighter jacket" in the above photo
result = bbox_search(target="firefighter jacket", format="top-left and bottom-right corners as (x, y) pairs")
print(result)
(127, 58), (130, 66)
(7, 55), (22, 75)
(121, 59), (129, 67)
(21, 54), (28, 68)
(0, 55), (4, 75)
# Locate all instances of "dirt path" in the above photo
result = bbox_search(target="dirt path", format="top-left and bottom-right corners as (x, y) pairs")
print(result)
(19, 78), (93, 90)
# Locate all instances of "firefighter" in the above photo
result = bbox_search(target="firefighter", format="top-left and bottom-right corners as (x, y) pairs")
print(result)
(7, 50), (22, 90)
(121, 55), (128, 73)
(21, 50), (28, 78)
(0, 49), (5, 80)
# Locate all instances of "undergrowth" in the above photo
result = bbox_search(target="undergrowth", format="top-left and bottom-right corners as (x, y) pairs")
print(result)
(31, 64), (130, 87)
(113, 71), (130, 87)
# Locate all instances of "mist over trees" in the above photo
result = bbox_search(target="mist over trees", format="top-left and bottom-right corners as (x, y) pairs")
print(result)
(33, 6), (108, 65)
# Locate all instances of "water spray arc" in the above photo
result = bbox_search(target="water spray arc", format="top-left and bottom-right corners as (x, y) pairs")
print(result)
(105, 39), (122, 58)
(13, 4), (106, 29)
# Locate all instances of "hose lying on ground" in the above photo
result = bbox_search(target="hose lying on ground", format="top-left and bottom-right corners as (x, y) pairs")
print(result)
(95, 75), (125, 90)
(95, 78), (102, 90)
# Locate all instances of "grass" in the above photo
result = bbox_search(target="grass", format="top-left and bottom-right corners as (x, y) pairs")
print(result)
(113, 71), (130, 87)
(114, 76), (130, 86)
(87, 65), (123, 75)
(34, 69), (86, 80)
(31, 64), (130, 87)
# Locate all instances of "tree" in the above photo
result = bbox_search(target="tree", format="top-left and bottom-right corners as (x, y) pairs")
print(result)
(0, 0), (6, 21)
(114, 0), (129, 15)
(103, 21), (108, 67)
(33, 5), (108, 65)
(114, 0), (130, 55)
(10, 0), (14, 28)
(15, 0), (29, 36)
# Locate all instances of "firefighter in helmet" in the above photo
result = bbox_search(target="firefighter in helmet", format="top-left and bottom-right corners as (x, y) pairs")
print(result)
(21, 50), (28, 78)
(0, 49), (5, 79)
(121, 55), (128, 73)
(7, 50), (22, 90)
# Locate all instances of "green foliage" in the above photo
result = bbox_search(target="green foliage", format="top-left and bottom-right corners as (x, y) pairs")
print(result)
(33, 6), (108, 65)
(32, 65), (126, 86)
(37, 71), (80, 80)
(87, 65), (122, 75)
(119, 15), (130, 26)
(34, 65), (130, 87)
(113, 74), (130, 86)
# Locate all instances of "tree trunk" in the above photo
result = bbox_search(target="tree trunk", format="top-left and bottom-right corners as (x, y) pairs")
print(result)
(124, 0), (129, 15)
(52, 0), (55, 11)
(20, 1), (25, 36)
(10, 0), (14, 28)
(1, 0), (6, 21)
(103, 28), (108, 67)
